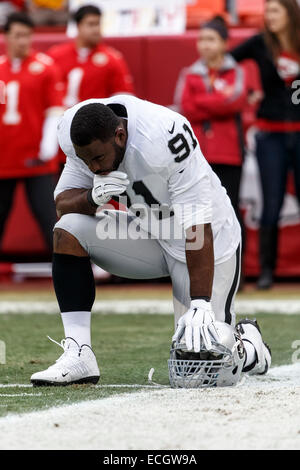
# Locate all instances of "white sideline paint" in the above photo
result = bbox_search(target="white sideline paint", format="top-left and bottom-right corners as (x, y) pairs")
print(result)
(0, 383), (163, 389)
(0, 384), (33, 389)
(0, 363), (300, 450)
(0, 299), (300, 315)
(0, 393), (42, 397)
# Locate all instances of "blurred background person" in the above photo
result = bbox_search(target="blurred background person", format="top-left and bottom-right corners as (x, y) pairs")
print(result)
(48, 5), (134, 109)
(175, 15), (247, 285)
(0, 12), (64, 254)
(0, 1), (26, 28)
(231, 0), (300, 289)
(27, 0), (69, 26)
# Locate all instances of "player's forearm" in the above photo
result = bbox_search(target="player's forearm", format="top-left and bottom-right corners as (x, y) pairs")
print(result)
(185, 223), (214, 299)
(55, 188), (97, 218)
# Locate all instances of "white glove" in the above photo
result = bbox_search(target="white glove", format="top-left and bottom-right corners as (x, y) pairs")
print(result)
(91, 171), (130, 206)
(172, 299), (220, 352)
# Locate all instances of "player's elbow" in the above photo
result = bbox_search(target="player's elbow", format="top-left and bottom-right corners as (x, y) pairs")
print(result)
(55, 188), (92, 218)
(55, 191), (68, 218)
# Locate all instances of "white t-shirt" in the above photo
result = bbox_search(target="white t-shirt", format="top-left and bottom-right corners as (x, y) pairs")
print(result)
(55, 95), (241, 264)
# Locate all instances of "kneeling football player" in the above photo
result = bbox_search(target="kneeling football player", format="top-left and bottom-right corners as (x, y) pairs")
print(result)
(30, 95), (271, 387)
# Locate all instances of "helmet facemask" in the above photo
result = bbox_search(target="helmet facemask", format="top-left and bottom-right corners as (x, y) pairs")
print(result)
(168, 322), (245, 388)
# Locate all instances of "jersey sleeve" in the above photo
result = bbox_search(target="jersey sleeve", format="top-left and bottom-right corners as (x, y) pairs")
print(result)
(179, 72), (212, 121)
(46, 44), (61, 61)
(55, 106), (94, 199)
(168, 147), (212, 231)
(179, 69), (247, 122)
(54, 156), (93, 199)
(107, 51), (134, 95)
(57, 106), (78, 159)
(43, 63), (65, 111)
(230, 34), (261, 63)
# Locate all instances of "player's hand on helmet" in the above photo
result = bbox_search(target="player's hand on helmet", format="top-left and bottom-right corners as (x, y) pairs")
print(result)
(172, 299), (220, 353)
(91, 171), (130, 206)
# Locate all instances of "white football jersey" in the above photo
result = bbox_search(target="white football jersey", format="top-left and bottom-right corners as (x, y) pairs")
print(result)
(55, 95), (241, 264)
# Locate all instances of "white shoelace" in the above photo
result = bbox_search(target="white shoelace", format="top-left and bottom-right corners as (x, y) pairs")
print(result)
(46, 336), (84, 372)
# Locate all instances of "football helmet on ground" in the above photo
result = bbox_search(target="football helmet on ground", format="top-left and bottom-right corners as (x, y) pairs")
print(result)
(168, 321), (245, 388)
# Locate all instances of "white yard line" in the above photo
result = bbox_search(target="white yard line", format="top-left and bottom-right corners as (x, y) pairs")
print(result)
(0, 383), (163, 389)
(0, 363), (300, 450)
(0, 384), (33, 388)
(0, 300), (172, 315)
(0, 299), (300, 315)
(0, 393), (42, 397)
(237, 299), (300, 314)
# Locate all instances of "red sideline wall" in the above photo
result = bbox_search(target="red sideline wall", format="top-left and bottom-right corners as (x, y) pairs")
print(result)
(0, 29), (299, 275)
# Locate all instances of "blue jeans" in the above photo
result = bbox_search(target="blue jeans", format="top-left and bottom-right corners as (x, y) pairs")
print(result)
(256, 131), (300, 227)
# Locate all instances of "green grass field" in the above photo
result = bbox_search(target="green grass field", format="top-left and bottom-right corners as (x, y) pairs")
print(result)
(0, 308), (299, 418)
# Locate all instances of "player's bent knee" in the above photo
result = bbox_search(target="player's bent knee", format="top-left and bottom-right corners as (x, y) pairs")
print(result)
(53, 228), (88, 256)
(54, 213), (90, 240)
(54, 213), (90, 256)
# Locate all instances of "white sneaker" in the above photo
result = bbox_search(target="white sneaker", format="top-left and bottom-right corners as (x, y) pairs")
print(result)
(236, 319), (271, 375)
(30, 337), (100, 386)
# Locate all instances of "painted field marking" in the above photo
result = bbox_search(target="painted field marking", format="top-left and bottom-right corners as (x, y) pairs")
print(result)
(0, 393), (43, 397)
(0, 363), (300, 451)
(0, 383), (163, 389)
(0, 384), (33, 388)
(0, 299), (300, 315)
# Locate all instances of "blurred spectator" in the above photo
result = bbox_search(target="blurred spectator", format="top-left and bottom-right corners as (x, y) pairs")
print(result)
(48, 5), (134, 109)
(0, 1), (26, 27)
(235, 0), (265, 27)
(175, 16), (247, 266)
(231, 0), (300, 289)
(27, 0), (69, 26)
(0, 13), (64, 253)
(186, 0), (226, 29)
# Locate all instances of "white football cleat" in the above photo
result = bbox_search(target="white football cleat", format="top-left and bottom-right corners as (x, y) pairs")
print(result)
(30, 337), (100, 386)
(236, 319), (271, 375)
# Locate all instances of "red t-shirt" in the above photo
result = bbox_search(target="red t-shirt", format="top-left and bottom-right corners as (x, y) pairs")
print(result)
(48, 41), (134, 107)
(0, 51), (64, 178)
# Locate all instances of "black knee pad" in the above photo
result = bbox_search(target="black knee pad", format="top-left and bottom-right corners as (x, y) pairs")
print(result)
(52, 253), (95, 312)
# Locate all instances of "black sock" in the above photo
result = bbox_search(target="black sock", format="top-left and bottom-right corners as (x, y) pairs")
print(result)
(52, 253), (95, 312)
